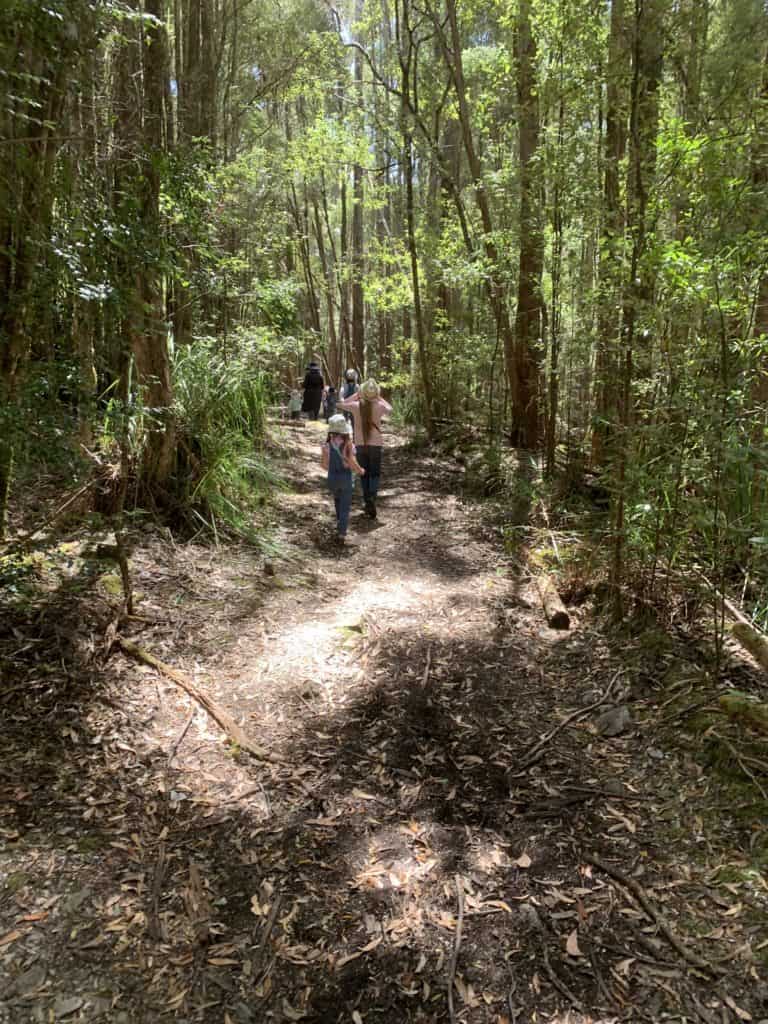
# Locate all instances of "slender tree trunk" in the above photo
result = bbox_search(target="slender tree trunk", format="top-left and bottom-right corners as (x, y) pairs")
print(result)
(403, 126), (434, 434)
(750, 47), (768, 413)
(611, 0), (666, 608)
(351, 5), (366, 372)
(339, 176), (352, 367)
(592, 0), (629, 467)
(514, 0), (544, 449)
(546, 70), (565, 477)
(440, 0), (523, 442)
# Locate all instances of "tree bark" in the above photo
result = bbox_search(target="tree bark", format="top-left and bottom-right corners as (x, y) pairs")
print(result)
(611, 0), (666, 607)
(440, 0), (528, 444)
(351, 4), (366, 372)
(514, 0), (544, 450)
(591, 0), (629, 468)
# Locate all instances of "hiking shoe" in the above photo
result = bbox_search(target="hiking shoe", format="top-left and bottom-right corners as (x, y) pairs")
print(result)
(364, 500), (377, 519)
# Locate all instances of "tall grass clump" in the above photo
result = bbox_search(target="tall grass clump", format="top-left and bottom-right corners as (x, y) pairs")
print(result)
(172, 336), (281, 540)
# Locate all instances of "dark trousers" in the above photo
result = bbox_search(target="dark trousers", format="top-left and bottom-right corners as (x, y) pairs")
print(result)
(356, 445), (382, 503)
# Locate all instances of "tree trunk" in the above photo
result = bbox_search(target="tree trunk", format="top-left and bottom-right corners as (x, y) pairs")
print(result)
(440, 0), (523, 443)
(610, 0), (666, 607)
(591, 0), (629, 468)
(514, 0), (544, 450)
(403, 126), (434, 434)
(351, 8), (366, 372)
(0, 13), (73, 535)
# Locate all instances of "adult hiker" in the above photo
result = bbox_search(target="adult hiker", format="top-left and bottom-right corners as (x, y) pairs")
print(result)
(341, 368), (359, 400)
(337, 378), (392, 519)
(301, 360), (324, 420)
(323, 385), (338, 421)
(339, 368), (359, 428)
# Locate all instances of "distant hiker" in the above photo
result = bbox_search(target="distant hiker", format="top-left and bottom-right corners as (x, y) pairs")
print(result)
(321, 413), (365, 544)
(323, 386), (338, 421)
(287, 389), (302, 421)
(337, 379), (392, 520)
(340, 369), (359, 427)
(302, 361), (324, 420)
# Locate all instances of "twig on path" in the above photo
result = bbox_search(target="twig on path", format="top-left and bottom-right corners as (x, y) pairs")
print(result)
(254, 891), (283, 962)
(421, 645), (432, 688)
(510, 670), (623, 776)
(447, 874), (464, 1024)
(541, 940), (583, 1012)
(167, 709), (196, 767)
(231, 781), (272, 815)
(586, 852), (721, 976)
(117, 636), (281, 764)
(148, 842), (167, 941)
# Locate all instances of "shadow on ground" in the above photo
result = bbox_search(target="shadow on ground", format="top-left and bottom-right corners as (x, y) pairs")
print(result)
(1, 428), (766, 1023)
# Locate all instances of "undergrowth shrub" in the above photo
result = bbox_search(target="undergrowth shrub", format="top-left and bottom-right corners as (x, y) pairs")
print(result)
(171, 337), (282, 540)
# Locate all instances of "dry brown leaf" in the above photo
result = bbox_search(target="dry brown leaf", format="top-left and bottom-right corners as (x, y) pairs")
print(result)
(0, 930), (24, 946)
(479, 899), (513, 913)
(281, 999), (307, 1021)
(336, 935), (383, 969)
(565, 929), (583, 957)
(513, 853), (532, 869)
(723, 995), (752, 1021)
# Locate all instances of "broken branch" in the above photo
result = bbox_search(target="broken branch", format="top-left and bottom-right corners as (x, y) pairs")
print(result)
(116, 637), (281, 763)
(447, 874), (464, 1024)
(586, 852), (720, 976)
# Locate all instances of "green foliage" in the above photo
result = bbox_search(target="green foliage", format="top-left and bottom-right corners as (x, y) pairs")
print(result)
(171, 336), (282, 541)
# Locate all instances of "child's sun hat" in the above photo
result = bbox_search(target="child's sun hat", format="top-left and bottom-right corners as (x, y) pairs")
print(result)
(360, 379), (380, 401)
(327, 414), (352, 436)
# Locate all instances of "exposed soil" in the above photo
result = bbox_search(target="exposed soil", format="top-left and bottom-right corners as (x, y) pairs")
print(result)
(1, 421), (767, 1024)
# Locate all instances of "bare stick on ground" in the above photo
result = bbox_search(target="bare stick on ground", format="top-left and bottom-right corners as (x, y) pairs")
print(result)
(586, 852), (720, 976)
(117, 637), (281, 763)
(511, 670), (622, 774)
(168, 709), (196, 767)
(447, 874), (465, 1024)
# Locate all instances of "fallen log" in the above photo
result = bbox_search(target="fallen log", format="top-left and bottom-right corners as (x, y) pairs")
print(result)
(117, 637), (281, 762)
(718, 690), (768, 736)
(535, 575), (570, 630)
(731, 621), (768, 674)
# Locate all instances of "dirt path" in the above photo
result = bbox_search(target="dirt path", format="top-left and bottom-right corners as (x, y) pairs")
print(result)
(1, 422), (766, 1023)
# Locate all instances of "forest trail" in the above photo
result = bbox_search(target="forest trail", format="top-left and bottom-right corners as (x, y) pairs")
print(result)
(1, 422), (766, 1024)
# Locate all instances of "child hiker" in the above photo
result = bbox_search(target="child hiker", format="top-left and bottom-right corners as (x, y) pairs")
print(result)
(321, 413), (365, 543)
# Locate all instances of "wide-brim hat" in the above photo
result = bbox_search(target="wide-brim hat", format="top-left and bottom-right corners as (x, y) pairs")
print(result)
(360, 378), (380, 401)
(327, 414), (352, 436)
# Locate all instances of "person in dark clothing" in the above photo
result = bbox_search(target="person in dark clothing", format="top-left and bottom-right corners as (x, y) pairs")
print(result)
(301, 361), (324, 420)
(323, 386), (338, 420)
